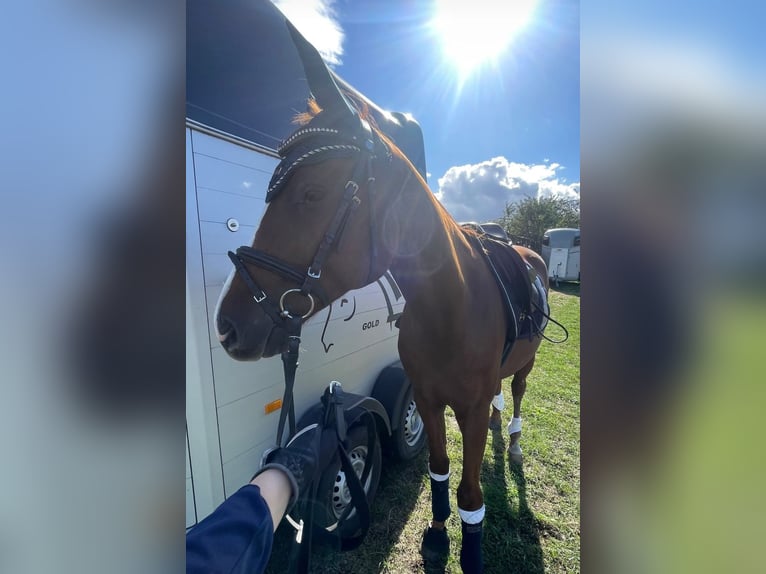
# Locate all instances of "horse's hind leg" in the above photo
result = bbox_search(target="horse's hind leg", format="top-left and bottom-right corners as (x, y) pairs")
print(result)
(508, 357), (535, 464)
(488, 378), (504, 431)
(455, 404), (490, 574)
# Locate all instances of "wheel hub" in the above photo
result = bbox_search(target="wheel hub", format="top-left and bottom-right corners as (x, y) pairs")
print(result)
(331, 446), (368, 518)
(403, 400), (424, 446)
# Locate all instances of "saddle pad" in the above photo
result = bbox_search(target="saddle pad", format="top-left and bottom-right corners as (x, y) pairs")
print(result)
(463, 229), (549, 363)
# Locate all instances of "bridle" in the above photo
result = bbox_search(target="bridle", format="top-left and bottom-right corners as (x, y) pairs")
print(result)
(228, 117), (386, 325)
(227, 114), (388, 445)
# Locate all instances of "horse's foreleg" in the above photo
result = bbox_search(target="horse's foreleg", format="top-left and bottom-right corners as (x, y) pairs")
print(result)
(508, 357), (535, 463)
(488, 378), (504, 431)
(419, 402), (450, 529)
(455, 404), (490, 574)
(418, 400), (452, 565)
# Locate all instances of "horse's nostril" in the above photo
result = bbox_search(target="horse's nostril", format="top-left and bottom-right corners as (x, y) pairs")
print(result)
(217, 315), (236, 345)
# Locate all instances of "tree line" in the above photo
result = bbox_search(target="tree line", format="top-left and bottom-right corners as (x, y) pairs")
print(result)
(498, 195), (579, 253)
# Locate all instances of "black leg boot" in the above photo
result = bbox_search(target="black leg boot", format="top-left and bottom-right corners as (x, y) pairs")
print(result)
(460, 519), (484, 574)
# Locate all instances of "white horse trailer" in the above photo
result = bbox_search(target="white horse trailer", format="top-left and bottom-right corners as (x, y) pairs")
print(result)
(542, 228), (580, 283)
(186, 0), (427, 536)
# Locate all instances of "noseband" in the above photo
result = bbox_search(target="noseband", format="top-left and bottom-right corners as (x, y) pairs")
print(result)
(226, 116), (387, 445)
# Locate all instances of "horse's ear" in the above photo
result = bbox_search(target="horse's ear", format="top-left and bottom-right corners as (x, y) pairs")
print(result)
(285, 19), (355, 118)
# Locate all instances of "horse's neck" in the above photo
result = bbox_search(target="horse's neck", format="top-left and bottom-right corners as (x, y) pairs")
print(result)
(387, 175), (469, 310)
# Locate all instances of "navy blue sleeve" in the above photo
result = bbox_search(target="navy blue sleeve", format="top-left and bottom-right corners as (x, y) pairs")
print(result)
(186, 484), (274, 574)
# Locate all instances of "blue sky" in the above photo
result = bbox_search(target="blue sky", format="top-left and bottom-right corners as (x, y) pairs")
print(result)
(274, 0), (580, 222)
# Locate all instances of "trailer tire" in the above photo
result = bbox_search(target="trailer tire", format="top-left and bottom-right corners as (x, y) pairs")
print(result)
(387, 385), (426, 461)
(314, 423), (382, 541)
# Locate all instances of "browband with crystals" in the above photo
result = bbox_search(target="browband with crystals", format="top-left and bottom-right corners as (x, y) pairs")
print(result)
(278, 127), (340, 156)
(266, 143), (362, 202)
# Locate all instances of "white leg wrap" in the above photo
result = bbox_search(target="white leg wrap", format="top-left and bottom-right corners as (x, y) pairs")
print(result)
(429, 466), (451, 482)
(458, 504), (486, 524)
(491, 392), (505, 411)
(508, 417), (522, 435)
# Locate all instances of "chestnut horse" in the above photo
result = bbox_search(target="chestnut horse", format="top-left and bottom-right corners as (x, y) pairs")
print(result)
(215, 22), (549, 574)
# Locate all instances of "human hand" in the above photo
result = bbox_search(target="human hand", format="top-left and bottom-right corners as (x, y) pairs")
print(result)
(252, 423), (321, 513)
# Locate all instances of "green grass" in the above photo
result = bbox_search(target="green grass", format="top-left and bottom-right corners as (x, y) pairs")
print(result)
(267, 284), (580, 573)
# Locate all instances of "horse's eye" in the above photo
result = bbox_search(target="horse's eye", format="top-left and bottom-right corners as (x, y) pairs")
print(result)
(301, 187), (325, 204)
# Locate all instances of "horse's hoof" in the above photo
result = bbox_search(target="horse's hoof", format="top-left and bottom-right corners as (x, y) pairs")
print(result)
(421, 526), (450, 572)
(488, 417), (501, 431)
(508, 443), (523, 465)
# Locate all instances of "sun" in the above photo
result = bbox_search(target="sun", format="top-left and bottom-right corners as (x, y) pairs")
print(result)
(430, 0), (537, 77)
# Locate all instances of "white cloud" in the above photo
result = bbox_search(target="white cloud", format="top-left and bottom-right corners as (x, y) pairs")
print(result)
(435, 156), (579, 222)
(272, 0), (344, 66)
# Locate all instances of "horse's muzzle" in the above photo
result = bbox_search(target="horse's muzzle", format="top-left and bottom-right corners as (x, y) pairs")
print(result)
(217, 312), (286, 361)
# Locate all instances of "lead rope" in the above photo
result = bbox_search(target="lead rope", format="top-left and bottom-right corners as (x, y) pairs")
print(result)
(275, 316), (313, 574)
(275, 315), (303, 446)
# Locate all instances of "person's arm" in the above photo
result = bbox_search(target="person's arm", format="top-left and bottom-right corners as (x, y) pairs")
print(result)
(249, 468), (292, 532)
(186, 480), (281, 574)
(186, 424), (320, 573)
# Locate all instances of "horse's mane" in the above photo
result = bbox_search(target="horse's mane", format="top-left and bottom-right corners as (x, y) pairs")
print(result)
(292, 98), (323, 126)
(293, 97), (475, 245)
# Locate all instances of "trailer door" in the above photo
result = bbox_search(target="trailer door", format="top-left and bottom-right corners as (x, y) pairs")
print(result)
(549, 248), (569, 280)
(567, 246), (580, 281)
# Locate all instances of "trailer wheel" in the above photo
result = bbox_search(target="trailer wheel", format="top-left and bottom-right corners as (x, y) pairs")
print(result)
(315, 423), (382, 541)
(385, 385), (425, 460)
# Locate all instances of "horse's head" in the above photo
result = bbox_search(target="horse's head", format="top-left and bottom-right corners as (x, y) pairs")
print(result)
(215, 21), (408, 360)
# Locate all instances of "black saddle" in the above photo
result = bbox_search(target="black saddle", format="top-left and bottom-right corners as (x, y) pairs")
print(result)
(461, 227), (549, 364)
